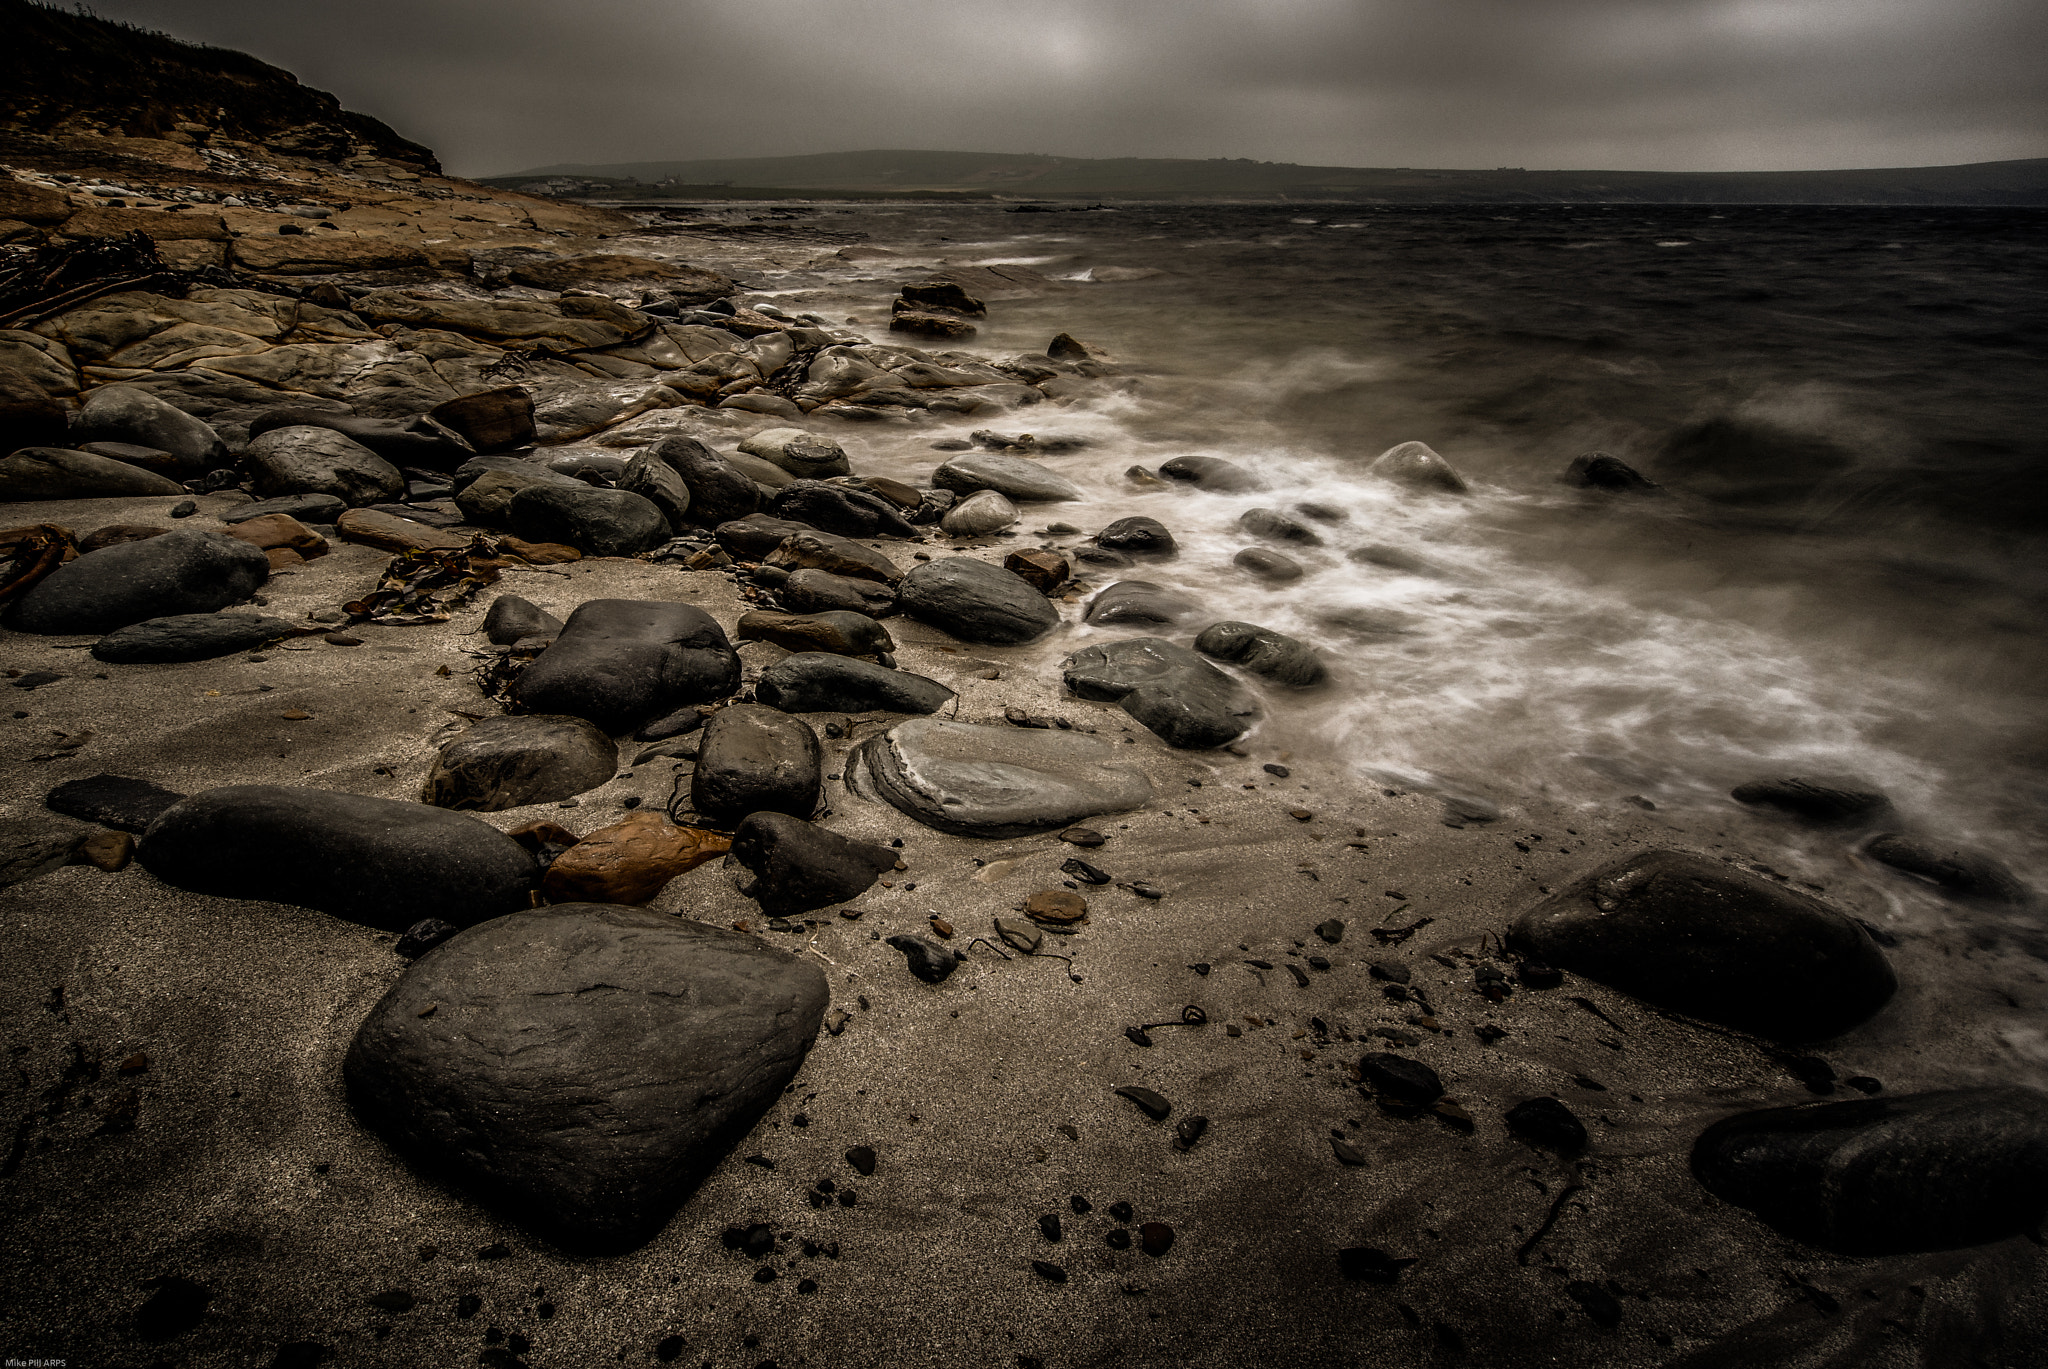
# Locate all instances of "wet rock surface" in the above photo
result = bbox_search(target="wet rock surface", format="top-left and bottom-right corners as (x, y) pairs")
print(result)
(690, 702), (822, 824)
(849, 717), (1153, 836)
(755, 653), (955, 716)
(7, 529), (270, 635)
(1193, 620), (1328, 688)
(1062, 636), (1260, 749)
(897, 557), (1061, 644)
(512, 600), (740, 733)
(932, 451), (1082, 502)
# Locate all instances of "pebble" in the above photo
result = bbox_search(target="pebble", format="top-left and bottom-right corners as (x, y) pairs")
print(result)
(1125, 1027), (1153, 1047)
(1314, 919), (1345, 943)
(1061, 857), (1111, 884)
(1114, 1086), (1171, 1121)
(1368, 961), (1411, 984)
(1359, 1052), (1445, 1106)
(1031, 1260), (1067, 1284)
(1288, 807), (1314, 821)
(1037, 1213), (1063, 1242)
(995, 918), (1043, 954)
(1025, 889), (1087, 924)
(1108, 1201), (1134, 1223)
(1104, 1229), (1132, 1250)
(1331, 1137), (1368, 1165)
(1130, 883), (1163, 900)
(1173, 1116), (1207, 1150)
(1070, 1194), (1092, 1214)
(169, 500), (197, 518)
(1263, 764), (1290, 777)
(324, 633), (363, 646)
(1138, 1222), (1175, 1257)
(1059, 827), (1106, 847)
(885, 934), (958, 984)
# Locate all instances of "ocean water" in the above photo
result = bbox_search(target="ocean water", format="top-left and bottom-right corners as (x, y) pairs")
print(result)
(704, 203), (2048, 902)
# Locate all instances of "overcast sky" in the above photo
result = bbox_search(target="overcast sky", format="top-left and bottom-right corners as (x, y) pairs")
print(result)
(76, 0), (2048, 176)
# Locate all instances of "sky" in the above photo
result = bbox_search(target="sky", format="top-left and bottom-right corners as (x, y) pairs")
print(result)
(73, 0), (2048, 177)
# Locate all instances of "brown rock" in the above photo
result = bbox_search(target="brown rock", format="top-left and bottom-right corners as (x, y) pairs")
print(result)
(0, 180), (74, 225)
(890, 311), (977, 341)
(1003, 548), (1068, 594)
(59, 207), (228, 241)
(224, 513), (328, 559)
(230, 235), (431, 276)
(1025, 890), (1088, 925)
(428, 387), (535, 454)
(336, 508), (468, 554)
(266, 547), (304, 571)
(1059, 827), (1106, 847)
(77, 523), (169, 554)
(71, 829), (134, 872)
(506, 255), (734, 302)
(538, 812), (731, 905)
(500, 537), (581, 565)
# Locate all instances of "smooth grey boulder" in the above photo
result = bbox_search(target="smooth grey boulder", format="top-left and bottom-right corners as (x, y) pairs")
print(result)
(691, 703), (822, 824)
(756, 654), (954, 715)
(246, 425), (405, 507)
(1234, 547), (1304, 582)
(344, 903), (826, 1250)
(714, 514), (814, 561)
(480, 594), (563, 646)
(1194, 620), (1328, 688)
(940, 489), (1020, 537)
(45, 773), (185, 833)
(1095, 516), (1176, 557)
(421, 715), (618, 812)
(91, 612), (295, 664)
(619, 450), (691, 527)
(722, 449), (797, 490)
(1691, 1089), (2048, 1254)
(1062, 637), (1260, 749)
(513, 600), (740, 734)
(1160, 455), (1259, 491)
(769, 480), (919, 539)
(739, 428), (851, 479)
(1508, 849), (1896, 1040)
(1084, 580), (1198, 628)
(775, 569), (897, 617)
(932, 452), (1082, 502)
(247, 408), (474, 469)
(1238, 507), (1324, 546)
(728, 810), (899, 914)
(848, 717), (1152, 837)
(654, 435), (760, 525)
(1731, 776), (1892, 824)
(508, 484), (669, 557)
(1864, 832), (2030, 904)
(898, 557), (1061, 645)
(735, 609), (892, 658)
(222, 493), (347, 526)
(0, 447), (185, 500)
(68, 384), (225, 471)
(7, 529), (269, 634)
(1369, 440), (1470, 494)
(136, 784), (537, 930)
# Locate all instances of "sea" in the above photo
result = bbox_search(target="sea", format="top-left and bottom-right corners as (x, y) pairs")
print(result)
(662, 201), (2048, 916)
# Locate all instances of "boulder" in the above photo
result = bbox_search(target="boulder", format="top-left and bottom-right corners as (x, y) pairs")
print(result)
(901, 281), (986, 316)
(1369, 440), (1469, 494)
(91, 612), (296, 664)
(755, 654), (955, 716)
(246, 410), (474, 470)
(507, 484), (669, 558)
(715, 514), (815, 561)
(1348, 544), (1451, 578)
(246, 426), (405, 507)
(1731, 776), (1892, 824)
(728, 811), (898, 914)
(932, 452), (1082, 503)
(1095, 516), (1176, 557)
(1691, 1089), (2048, 1254)
(136, 785), (537, 930)
(344, 903), (825, 1250)
(763, 531), (901, 584)
(422, 715), (619, 812)
(0, 447), (186, 501)
(890, 311), (976, 341)
(940, 489), (1019, 537)
(480, 594), (563, 646)
(1159, 455), (1259, 491)
(619, 451), (691, 528)
(769, 480), (918, 539)
(455, 466), (575, 528)
(1508, 849), (1896, 1040)
(722, 450), (798, 489)
(654, 436), (759, 525)
(897, 557), (1061, 645)
(1238, 507), (1323, 546)
(512, 600), (741, 733)
(849, 717), (1153, 838)
(1193, 620), (1328, 688)
(775, 570), (897, 618)
(0, 365), (66, 453)
(739, 429), (852, 480)
(1062, 637), (1260, 749)
(222, 493), (347, 526)
(691, 703), (822, 824)
(1233, 547), (1303, 583)
(735, 609), (892, 658)
(6, 529), (269, 634)
(428, 387), (536, 454)
(78, 441), (195, 478)
(68, 384), (224, 471)
(1864, 833), (2029, 904)
(45, 773), (185, 834)
(223, 513), (329, 560)
(335, 508), (467, 555)
(537, 814), (730, 904)
(1084, 580), (1198, 628)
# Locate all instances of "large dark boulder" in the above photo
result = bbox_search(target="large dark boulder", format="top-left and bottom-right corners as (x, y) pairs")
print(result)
(1193, 620), (1328, 688)
(1094, 516), (1176, 557)
(755, 654), (954, 715)
(0, 365), (66, 453)
(6, 529), (269, 634)
(512, 600), (740, 733)
(344, 903), (827, 1250)
(480, 594), (563, 646)
(91, 612), (296, 664)
(246, 426), (405, 507)
(1691, 1089), (2048, 1254)
(897, 557), (1060, 644)
(507, 484), (669, 557)
(618, 450), (691, 528)
(421, 715), (618, 812)
(1159, 455), (1258, 491)
(728, 811), (897, 914)
(247, 408), (474, 469)
(848, 717), (1152, 837)
(136, 785), (537, 930)
(1062, 636), (1260, 749)
(428, 387), (535, 454)
(932, 452), (1081, 503)
(763, 531), (900, 584)
(775, 569), (897, 617)
(1508, 849), (1896, 1040)
(1083, 580), (1198, 628)
(0, 447), (185, 501)
(714, 514), (814, 561)
(691, 703), (821, 824)
(654, 435), (760, 525)
(769, 480), (919, 539)
(68, 384), (224, 472)
(1864, 832), (2030, 904)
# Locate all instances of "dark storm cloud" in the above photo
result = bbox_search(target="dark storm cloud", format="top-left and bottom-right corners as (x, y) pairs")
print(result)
(70, 0), (2048, 174)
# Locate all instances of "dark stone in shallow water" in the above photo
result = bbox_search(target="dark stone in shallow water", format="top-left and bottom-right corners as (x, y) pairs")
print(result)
(1864, 832), (2029, 904)
(1158, 454), (1258, 491)
(897, 557), (1059, 645)
(1062, 637), (1258, 749)
(1690, 1088), (2048, 1254)
(1565, 452), (1661, 493)
(1731, 776), (1891, 823)
(344, 903), (826, 1250)
(1193, 620), (1327, 689)
(1094, 516), (1176, 557)
(1509, 849), (1895, 1040)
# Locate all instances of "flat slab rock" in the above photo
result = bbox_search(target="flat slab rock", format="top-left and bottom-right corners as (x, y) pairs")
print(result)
(344, 903), (827, 1250)
(91, 613), (296, 664)
(1508, 849), (1895, 1040)
(1691, 1088), (2048, 1254)
(848, 717), (1152, 837)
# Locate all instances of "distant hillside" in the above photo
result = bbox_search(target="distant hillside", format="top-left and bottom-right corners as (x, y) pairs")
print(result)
(485, 149), (2048, 205)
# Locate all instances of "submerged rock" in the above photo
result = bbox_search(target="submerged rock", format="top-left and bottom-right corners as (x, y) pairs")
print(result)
(939, 489), (1020, 537)
(1368, 440), (1469, 494)
(1159, 455), (1259, 491)
(1690, 1088), (2048, 1254)
(1565, 452), (1661, 493)
(848, 717), (1152, 837)
(1233, 548), (1303, 583)
(1094, 516), (1176, 557)
(422, 715), (618, 812)
(932, 451), (1082, 503)
(512, 600), (740, 734)
(1193, 620), (1328, 688)
(1238, 507), (1323, 546)
(1084, 580), (1197, 628)
(1732, 776), (1892, 824)
(344, 904), (826, 1250)
(1864, 832), (2029, 904)
(1508, 849), (1895, 1040)
(1062, 637), (1259, 749)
